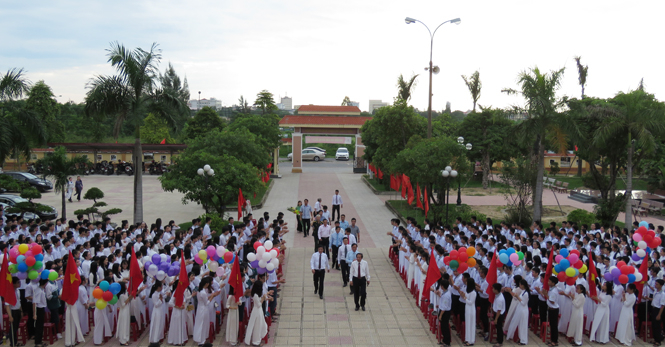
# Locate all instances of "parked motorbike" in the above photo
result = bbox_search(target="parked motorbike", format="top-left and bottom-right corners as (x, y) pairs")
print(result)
(27, 163), (36, 174)
(124, 162), (134, 176)
(148, 161), (165, 175)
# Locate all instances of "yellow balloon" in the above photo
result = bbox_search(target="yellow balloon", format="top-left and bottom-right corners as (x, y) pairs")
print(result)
(580, 265), (588, 274)
(198, 250), (208, 260)
(96, 300), (108, 310)
(552, 268), (557, 275)
(18, 244), (28, 254)
(565, 267), (576, 277)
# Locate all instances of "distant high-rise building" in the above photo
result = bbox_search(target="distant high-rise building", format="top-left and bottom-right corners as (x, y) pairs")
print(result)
(348, 101), (360, 107)
(280, 96), (293, 110)
(369, 100), (388, 113)
(188, 98), (222, 110)
(445, 101), (451, 113)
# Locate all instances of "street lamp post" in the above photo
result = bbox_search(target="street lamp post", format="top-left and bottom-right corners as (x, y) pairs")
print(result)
(197, 164), (215, 212)
(456, 136), (472, 205)
(198, 91), (201, 111)
(441, 166), (458, 224)
(405, 17), (461, 139)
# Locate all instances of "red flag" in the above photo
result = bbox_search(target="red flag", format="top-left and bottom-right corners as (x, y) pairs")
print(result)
(635, 255), (650, 303)
(402, 175), (414, 204)
(389, 174), (395, 190)
(160, 138), (166, 144)
(0, 250), (16, 306)
(229, 252), (243, 302)
(416, 184), (423, 209)
(129, 247), (143, 297)
(254, 192), (257, 198)
(395, 174), (402, 192)
(486, 250), (498, 303)
(377, 168), (383, 179)
(174, 250), (189, 307)
(543, 247), (555, 291)
(267, 163), (272, 169)
(587, 253), (599, 301)
(265, 172), (270, 183)
(238, 188), (246, 221)
(423, 248), (441, 297)
(61, 251), (81, 305)
(574, 145), (578, 152)
(424, 187), (429, 217)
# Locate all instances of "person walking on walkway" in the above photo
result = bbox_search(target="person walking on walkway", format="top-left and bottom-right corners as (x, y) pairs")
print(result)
(330, 225), (343, 270)
(318, 218), (332, 259)
(346, 243), (359, 295)
(75, 176), (83, 201)
(311, 246), (330, 299)
(331, 190), (343, 221)
(349, 252), (370, 311)
(338, 237), (351, 287)
(66, 177), (75, 202)
(300, 199), (313, 237)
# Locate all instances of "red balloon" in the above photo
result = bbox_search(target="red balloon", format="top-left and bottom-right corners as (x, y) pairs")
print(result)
(644, 235), (654, 244)
(566, 277), (577, 286)
(620, 266), (634, 275)
(650, 237), (662, 248)
(253, 241), (262, 251)
(450, 250), (459, 259)
(495, 258), (503, 267)
(616, 261), (627, 269)
(223, 252), (234, 263)
(443, 256), (451, 265)
(31, 245), (42, 255)
(25, 256), (36, 267)
(458, 253), (468, 262)
(457, 263), (469, 273)
(459, 247), (467, 254)
(557, 272), (567, 282)
(637, 226), (648, 235)
(102, 291), (113, 302)
(574, 260), (583, 269)
(570, 249), (580, 256)
(618, 274), (629, 284)
(9, 254), (17, 264)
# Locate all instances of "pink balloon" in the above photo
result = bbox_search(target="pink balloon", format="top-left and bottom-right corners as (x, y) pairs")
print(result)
(633, 233), (643, 242)
(555, 255), (563, 263)
(509, 253), (519, 263)
(194, 254), (202, 264)
(567, 254), (579, 264)
(216, 267), (224, 276)
(513, 260), (522, 266)
(206, 246), (216, 258)
(9, 249), (19, 258)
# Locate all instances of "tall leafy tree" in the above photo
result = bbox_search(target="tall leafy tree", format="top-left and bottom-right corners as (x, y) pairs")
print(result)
(185, 128), (270, 169)
(237, 95), (251, 115)
(254, 90), (278, 115)
(182, 106), (225, 140)
(25, 81), (65, 143)
(227, 114), (281, 153)
(0, 68), (30, 101)
(461, 71), (481, 112)
(503, 67), (567, 222)
(85, 42), (186, 223)
(396, 74), (418, 102)
(574, 56), (588, 99)
(141, 113), (175, 144)
(37, 146), (89, 219)
(341, 96), (352, 106)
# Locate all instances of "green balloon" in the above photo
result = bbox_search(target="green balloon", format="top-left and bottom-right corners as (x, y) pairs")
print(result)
(48, 271), (57, 281)
(450, 260), (459, 269)
(33, 261), (43, 271)
(8, 264), (18, 274)
(109, 295), (118, 305)
(28, 270), (38, 280)
(517, 252), (524, 261)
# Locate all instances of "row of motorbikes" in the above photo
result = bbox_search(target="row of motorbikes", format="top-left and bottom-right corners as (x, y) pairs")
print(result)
(27, 160), (170, 176)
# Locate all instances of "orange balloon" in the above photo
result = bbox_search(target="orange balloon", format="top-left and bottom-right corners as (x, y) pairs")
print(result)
(93, 287), (104, 300)
(466, 246), (476, 257)
(467, 258), (477, 267)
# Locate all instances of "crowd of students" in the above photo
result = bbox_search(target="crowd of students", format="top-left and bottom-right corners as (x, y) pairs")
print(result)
(389, 216), (665, 347)
(0, 209), (289, 347)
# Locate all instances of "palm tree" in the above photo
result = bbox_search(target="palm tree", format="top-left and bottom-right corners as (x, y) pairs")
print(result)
(396, 74), (419, 102)
(254, 90), (277, 115)
(85, 42), (186, 223)
(38, 146), (89, 219)
(596, 88), (665, 226)
(503, 67), (567, 222)
(461, 71), (481, 112)
(341, 96), (351, 106)
(574, 56), (588, 99)
(0, 68), (30, 101)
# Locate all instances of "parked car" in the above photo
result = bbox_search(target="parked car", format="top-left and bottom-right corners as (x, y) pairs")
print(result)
(0, 194), (58, 220)
(304, 147), (326, 154)
(335, 147), (350, 160)
(0, 172), (53, 192)
(0, 202), (38, 220)
(287, 149), (326, 162)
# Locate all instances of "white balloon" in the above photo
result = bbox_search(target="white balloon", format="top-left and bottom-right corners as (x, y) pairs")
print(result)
(257, 246), (265, 255)
(247, 253), (257, 262)
(156, 270), (166, 281)
(635, 273), (643, 282)
(262, 252), (272, 262)
(216, 246), (225, 257)
(637, 249), (646, 258)
(266, 263), (275, 271)
(148, 264), (158, 276)
(160, 254), (168, 263)
(264, 240), (273, 250)
(638, 241), (647, 249)
(258, 260), (267, 268)
(209, 262), (219, 272)
(269, 250), (278, 259)
(270, 258), (279, 267)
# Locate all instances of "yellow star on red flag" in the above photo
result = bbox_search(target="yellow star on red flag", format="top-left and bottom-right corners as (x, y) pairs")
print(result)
(70, 273), (78, 284)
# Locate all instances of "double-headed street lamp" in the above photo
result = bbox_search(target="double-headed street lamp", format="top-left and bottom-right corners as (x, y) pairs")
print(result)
(441, 166), (458, 224)
(404, 16), (461, 139)
(197, 164), (215, 212)
(456, 136), (472, 205)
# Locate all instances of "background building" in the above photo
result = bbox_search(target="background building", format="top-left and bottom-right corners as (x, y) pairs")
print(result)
(188, 98), (222, 110)
(368, 99), (388, 113)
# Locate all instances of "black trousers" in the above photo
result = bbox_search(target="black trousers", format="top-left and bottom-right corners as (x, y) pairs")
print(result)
(320, 237), (330, 258)
(34, 307), (45, 344)
(313, 270), (325, 295)
(529, 294), (539, 315)
(652, 306), (664, 343)
(268, 286), (277, 315)
(352, 277), (367, 308)
(638, 301), (649, 327)
(296, 215), (302, 232)
(440, 310), (451, 345)
(548, 308), (559, 343)
(331, 245), (339, 269)
(340, 260), (350, 285)
(539, 300), (548, 324)
(50, 305), (60, 334)
(302, 219), (311, 236)
(8, 309), (21, 347)
(478, 297), (490, 333)
(76, 188), (82, 200)
(496, 312), (505, 344)
(332, 205), (341, 221)
(503, 291), (512, 314)
(451, 294), (461, 319)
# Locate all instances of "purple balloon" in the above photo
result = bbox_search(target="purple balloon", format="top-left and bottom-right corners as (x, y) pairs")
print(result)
(152, 254), (162, 265)
(631, 253), (641, 261)
(256, 267), (267, 274)
(144, 261), (153, 269)
(250, 260), (259, 268)
(159, 263), (170, 272)
(611, 268), (621, 278)
(17, 272), (27, 280)
(268, 268), (275, 274)
(604, 273), (614, 282)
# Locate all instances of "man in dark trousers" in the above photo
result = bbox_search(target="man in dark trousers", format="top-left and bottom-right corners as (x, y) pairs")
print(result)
(331, 189), (343, 221)
(349, 252), (370, 311)
(310, 246), (330, 299)
(338, 237), (351, 287)
(75, 176), (83, 201)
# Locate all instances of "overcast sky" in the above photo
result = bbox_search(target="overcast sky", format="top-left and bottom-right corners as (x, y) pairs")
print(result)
(2, 0), (663, 113)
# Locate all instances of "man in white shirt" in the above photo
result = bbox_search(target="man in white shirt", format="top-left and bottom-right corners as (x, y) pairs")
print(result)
(492, 283), (506, 346)
(318, 219), (332, 259)
(202, 217), (212, 241)
(331, 189), (343, 221)
(338, 237), (352, 287)
(349, 252), (370, 311)
(311, 246), (330, 299)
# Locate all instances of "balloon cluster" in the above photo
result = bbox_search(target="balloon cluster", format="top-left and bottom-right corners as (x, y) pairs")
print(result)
(205, 246), (235, 277)
(553, 248), (587, 285)
(144, 254), (177, 282)
(443, 247), (477, 273)
(603, 260), (641, 285)
(632, 224), (661, 261)
(247, 240), (280, 275)
(8, 243), (44, 280)
(498, 247), (524, 267)
(92, 280), (121, 309)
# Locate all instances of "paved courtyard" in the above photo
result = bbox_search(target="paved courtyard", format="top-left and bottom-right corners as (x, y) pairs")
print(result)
(24, 161), (659, 346)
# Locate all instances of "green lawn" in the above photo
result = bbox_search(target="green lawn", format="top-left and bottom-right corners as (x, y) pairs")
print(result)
(222, 179), (272, 205)
(363, 175), (390, 191)
(388, 200), (429, 226)
(548, 175), (648, 190)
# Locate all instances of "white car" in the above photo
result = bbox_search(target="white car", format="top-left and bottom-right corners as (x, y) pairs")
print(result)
(287, 149), (326, 162)
(335, 147), (350, 160)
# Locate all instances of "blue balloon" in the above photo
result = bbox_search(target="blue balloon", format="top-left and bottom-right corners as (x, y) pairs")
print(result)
(560, 248), (569, 257)
(559, 259), (570, 269)
(507, 248), (516, 254)
(627, 274), (636, 283)
(110, 282), (121, 295)
(40, 271), (50, 279)
(35, 254), (43, 262)
(99, 280), (110, 292)
(17, 263), (28, 272)
(499, 249), (507, 255)
(507, 261), (513, 267)
(554, 265), (562, 273)
(639, 221), (649, 228)
(499, 254), (509, 264)
(17, 255), (25, 264)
